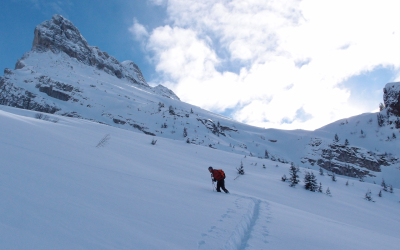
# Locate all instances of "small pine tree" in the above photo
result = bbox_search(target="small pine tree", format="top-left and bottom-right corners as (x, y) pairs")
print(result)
(281, 174), (287, 182)
(317, 182), (323, 193)
(304, 172), (318, 192)
(237, 161), (245, 175)
(393, 133), (397, 139)
(389, 185), (394, 193)
(345, 180), (349, 186)
(344, 139), (349, 146)
(289, 163), (300, 187)
(319, 167), (324, 176)
(365, 189), (373, 201)
(331, 172), (337, 182)
(186, 138), (190, 144)
(326, 187), (332, 196)
(334, 133), (340, 142)
(378, 190), (382, 197)
(183, 127), (188, 137)
(265, 149), (269, 159)
(381, 178), (388, 192)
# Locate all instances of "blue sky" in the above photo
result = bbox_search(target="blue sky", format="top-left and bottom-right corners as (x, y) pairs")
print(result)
(1, 0), (400, 130)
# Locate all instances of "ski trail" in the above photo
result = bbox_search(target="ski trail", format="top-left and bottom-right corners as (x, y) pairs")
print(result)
(198, 194), (270, 250)
(222, 195), (270, 250)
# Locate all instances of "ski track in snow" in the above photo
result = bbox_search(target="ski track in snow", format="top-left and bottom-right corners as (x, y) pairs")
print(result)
(198, 195), (271, 250)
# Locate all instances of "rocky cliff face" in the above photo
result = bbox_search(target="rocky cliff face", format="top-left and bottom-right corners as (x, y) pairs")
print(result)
(29, 14), (147, 86)
(303, 139), (398, 178)
(383, 82), (400, 117)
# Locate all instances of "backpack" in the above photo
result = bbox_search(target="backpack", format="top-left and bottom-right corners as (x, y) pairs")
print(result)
(216, 169), (226, 180)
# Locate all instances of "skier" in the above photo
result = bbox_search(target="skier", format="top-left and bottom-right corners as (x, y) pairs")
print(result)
(208, 166), (229, 193)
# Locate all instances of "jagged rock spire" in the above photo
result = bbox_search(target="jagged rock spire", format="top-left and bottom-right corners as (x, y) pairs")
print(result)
(31, 14), (147, 86)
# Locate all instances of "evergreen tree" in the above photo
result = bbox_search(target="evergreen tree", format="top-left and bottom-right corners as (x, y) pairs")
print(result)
(281, 174), (287, 182)
(304, 171), (318, 192)
(345, 180), (349, 186)
(393, 133), (397, 139)
(237, 161), (245, 175)
(344, 139), (349, 146)
(289, 163), (300, 187)
(379, 190), (382, 197)
(334, 133), (340, 142)
(264, 149), (269, 159)
(317, 182), (323, 193)
(365, 189), (373, 201)
(331, 172), (337, 182)
(389, 185), (394, 193)
(381, 178), (388, 192)
(326, 187), (332, 196)
(319, 167), (324, 176)
(183, 127), (188, 137)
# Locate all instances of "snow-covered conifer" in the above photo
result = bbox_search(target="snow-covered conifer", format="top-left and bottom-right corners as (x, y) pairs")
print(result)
(318, 182), (323, 193)
(265, 149), (269, 159)
(345, 180), (349, 186)
(381, 178), (388, 192)
(319, 167), (324, 176)
(304, 172), (318, 192)
(237, 161), (245, 175)
(379, 190), (382, 197)
(183, 127), (188, 137)
(334, 133), (339, 142)
(389, 185), (394, 193)
(344, 139), (349, 146)
(326, 187), (332, 196)
(365, 189), (373, 201)
(289, 163), (300, 187)
(331, 172), (337, 182)
(281, 174), (287, 182)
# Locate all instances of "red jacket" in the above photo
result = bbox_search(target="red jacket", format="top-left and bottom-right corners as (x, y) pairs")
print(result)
(211, 169), (225, 181)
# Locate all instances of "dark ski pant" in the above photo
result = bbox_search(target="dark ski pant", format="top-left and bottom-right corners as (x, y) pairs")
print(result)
(216, 179), (229, 193)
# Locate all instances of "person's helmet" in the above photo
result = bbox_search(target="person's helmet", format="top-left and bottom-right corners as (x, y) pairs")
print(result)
(208, 166), (213, 170)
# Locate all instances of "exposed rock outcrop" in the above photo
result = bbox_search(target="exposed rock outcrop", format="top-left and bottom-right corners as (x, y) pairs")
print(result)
(383, 82), (400, 117)
(303, 139), (398, 178)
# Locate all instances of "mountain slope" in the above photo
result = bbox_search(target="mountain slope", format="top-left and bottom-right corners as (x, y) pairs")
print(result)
(0, 106), (399, 250)
(0, 14), (399, 187)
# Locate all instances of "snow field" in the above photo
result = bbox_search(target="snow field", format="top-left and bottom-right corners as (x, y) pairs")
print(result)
(0, 107), (399, 249)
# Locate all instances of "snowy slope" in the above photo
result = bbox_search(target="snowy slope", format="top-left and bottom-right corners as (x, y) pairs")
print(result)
(0, 107), (399, 250)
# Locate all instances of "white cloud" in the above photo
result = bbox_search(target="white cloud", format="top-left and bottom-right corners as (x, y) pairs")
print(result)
(129, 18), (149, 41)
(140, 0), (400, 130)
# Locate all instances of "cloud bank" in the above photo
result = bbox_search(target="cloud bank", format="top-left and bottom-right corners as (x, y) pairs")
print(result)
(130, 0), (400, 130)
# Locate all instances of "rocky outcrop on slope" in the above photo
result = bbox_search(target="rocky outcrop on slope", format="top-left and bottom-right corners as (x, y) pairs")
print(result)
(383, 82), (400, 117)
(303, 138), (398, 178)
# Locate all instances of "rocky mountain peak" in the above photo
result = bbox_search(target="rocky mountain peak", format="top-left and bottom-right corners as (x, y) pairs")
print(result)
(28, 14), (148, 87)
(383, 82), (400, 116)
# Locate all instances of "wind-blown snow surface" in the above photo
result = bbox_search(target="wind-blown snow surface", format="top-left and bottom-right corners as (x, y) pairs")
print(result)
(1, 106), (399, 250)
